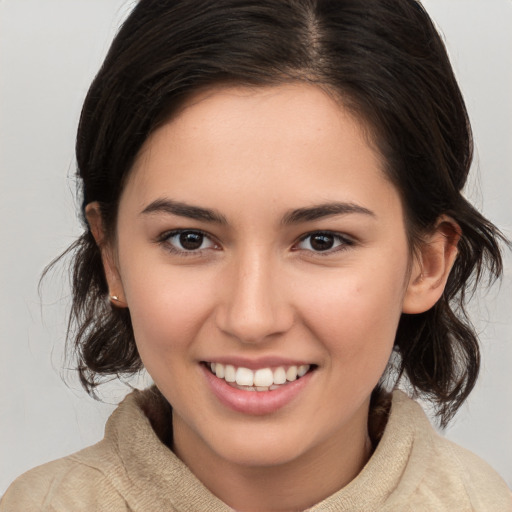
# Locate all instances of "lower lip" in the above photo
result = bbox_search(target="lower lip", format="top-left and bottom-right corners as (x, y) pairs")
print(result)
(201, 364), (315, 415)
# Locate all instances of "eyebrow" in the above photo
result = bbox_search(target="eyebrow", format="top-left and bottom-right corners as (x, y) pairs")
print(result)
(140, 198), (375, 225)
(140, 199), (228, 224)
(282, 202), (375, 225)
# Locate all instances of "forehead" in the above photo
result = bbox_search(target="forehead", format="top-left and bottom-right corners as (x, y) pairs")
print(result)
(124, 83), (399, 220)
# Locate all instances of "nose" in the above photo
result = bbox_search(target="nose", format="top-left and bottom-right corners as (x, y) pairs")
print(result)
(215, 250), (294, 344)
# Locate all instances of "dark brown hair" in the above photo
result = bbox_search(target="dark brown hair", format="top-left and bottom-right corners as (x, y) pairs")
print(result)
(56, 0), (507, 426)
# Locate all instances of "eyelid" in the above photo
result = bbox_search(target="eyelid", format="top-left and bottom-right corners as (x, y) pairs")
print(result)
(293, 230), (356, 255)
(157, 228), (220, 256)
(155, 228), (355, 257)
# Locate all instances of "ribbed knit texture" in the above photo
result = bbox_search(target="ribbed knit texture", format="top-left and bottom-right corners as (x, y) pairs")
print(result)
(2, 388), (511, 511)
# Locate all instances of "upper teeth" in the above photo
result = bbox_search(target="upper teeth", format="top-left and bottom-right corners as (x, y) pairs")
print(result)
(210, 362), (310, 387)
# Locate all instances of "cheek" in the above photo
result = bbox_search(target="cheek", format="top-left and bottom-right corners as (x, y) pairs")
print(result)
(121, 264), (217, 360)
(297, 257), (407, 366)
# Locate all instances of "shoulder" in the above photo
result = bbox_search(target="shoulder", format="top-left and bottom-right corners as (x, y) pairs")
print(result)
(0, 387), (183, 512)
(423, 433), (512, 511)
(0, 388), (153, 512)
(0, 444), (129, 512)
(387, 391), (512, 512)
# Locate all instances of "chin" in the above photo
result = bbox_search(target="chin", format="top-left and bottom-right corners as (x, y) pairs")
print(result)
(203, 421), (318, 468)
(219, 439), (306, 468)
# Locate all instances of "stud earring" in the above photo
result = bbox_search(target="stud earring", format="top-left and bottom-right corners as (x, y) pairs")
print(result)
(109, 294), (126, 307)
(110, 295), (125, 305)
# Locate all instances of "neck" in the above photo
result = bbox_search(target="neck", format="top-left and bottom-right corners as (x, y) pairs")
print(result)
(172, 412), (374, 512)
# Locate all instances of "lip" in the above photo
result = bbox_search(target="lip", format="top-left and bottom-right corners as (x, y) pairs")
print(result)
(203, 356), (312, 370)
(201, 362), (315, 415)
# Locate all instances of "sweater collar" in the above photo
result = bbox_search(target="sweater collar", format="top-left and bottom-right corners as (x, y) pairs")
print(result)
(102, 387), (429, 511)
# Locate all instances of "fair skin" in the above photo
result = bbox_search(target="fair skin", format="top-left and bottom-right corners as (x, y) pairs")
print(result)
(87, 84), (458, 511)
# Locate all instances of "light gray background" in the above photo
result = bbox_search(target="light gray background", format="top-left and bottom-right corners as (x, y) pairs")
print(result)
(1, 0), (511, 494)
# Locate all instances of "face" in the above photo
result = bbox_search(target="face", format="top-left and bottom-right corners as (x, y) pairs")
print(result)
(110, 84), (414, 470)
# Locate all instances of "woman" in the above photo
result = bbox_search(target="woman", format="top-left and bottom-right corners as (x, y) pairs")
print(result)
(2, 0), (511, 510)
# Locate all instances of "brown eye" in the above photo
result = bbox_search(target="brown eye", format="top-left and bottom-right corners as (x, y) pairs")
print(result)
(162, 230), (216, 253)
(309, 234), (335, 251)
(179, 231), (204, 250)
(296, 232), (353, 254)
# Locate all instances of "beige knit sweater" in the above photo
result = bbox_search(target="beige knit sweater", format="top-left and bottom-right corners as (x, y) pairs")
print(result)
(1, 388), (510, 511)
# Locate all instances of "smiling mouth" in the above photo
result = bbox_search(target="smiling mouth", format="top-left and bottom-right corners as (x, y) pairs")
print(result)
(203, 362), (316, 392)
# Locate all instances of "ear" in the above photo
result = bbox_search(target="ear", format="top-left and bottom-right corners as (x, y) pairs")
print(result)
(402, 216), (461, 314)
(85, 202), (128, 308)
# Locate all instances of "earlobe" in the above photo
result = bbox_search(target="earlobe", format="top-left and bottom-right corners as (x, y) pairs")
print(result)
(85, 202), (128, 308)
(402, 217), (460, 314)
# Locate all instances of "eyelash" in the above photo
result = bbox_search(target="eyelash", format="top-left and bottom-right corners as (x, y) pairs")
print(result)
(157, 229), (220, 257)
(294, 231), (355, 256)
(156, 229), (355, 256)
